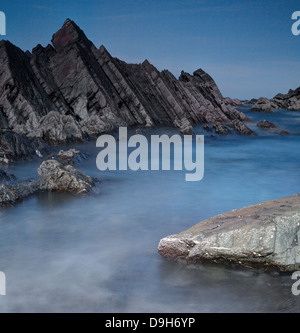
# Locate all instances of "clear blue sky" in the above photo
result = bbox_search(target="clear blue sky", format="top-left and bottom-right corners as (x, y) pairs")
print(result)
(1, 0), (300, 99)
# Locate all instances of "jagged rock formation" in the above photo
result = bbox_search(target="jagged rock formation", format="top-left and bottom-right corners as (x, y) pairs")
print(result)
(158, 193), (300, 272)
(271, 87), (300, 110)
(246, 87), (300, 111)
(0, 159), (96, 205)
(0, 18), (252, 147)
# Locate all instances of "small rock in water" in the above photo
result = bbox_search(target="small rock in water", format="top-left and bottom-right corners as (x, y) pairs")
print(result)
(257, 120), (290, 135)
(56, 149), (88, 165)
(38, 160), (94, 194)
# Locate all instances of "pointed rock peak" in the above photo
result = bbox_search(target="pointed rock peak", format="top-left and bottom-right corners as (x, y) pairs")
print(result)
(142, 59), (157, 72)
(179, 70), (192, 82)
(32, 43), (44, 53)
(142, 59), (150, 66)
(99, 44), (109, 54)
(51, 18), (91, 51)
(193, 68), (215, 83)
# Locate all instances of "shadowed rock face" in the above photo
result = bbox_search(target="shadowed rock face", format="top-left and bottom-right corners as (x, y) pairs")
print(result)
(0, 130), (48, 162)
(0, 18), (252, 145)
(158, 194), (300, 271)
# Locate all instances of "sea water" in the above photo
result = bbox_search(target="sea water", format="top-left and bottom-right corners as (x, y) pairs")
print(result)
(0, 106), (299, 313)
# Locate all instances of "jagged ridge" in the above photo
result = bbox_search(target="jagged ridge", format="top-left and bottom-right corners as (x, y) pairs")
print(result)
(0, 18), (253, 147)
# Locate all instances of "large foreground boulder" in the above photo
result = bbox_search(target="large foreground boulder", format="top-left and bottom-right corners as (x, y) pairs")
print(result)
(158, 194), (300, 272)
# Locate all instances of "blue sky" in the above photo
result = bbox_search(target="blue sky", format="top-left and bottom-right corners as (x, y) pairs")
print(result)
(1, 0), (299, 99)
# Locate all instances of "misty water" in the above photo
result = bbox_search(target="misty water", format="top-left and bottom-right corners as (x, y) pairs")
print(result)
(0, 106), (300, 313)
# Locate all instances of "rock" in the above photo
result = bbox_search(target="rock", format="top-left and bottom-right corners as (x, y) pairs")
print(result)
(257, 120), (290, 135)
(158, 193), (300, 272)
(244, 98), (258, 105)
(257, 120), (277, 129)
(271, 87), (300, 110)
(250, 97), (273, 112)
(224, 97), (243, 106)
(203, 124), (212, 131)
(0, 19), (251, 146)
(37, 160), (94, 194)
(0, 130), (49, 161)
(230, 119), (256, 136)
(0, 181), (39, 205)
(56, 149), (88, 165)
(0, 169), (17, 183)
(0, 159), (96, 205)
(279, 130), (289, 136)
(213, 122), (230, 135)
(37, 111), (83, 145)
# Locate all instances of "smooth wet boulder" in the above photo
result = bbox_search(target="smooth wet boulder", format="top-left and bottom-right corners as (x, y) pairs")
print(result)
(37, 160), (94, 194)
(158, 194), (300, 272)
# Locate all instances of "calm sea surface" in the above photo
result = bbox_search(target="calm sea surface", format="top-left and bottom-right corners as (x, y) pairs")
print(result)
(0, 106), (300, 312)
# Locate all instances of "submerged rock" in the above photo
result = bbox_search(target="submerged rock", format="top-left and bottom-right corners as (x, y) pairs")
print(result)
(257, 120), (277, 129)
(257, 120), (289, 135)
(158, 194), (300, 272)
